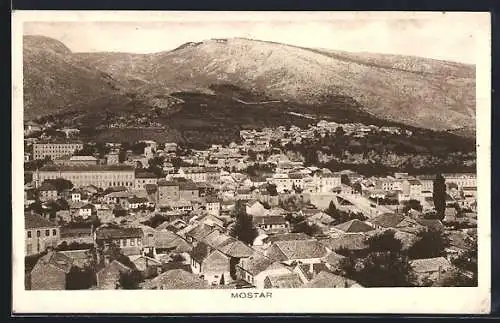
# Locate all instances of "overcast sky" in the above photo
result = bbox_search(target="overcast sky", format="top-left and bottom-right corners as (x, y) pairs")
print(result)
(23, 12), (488, 64)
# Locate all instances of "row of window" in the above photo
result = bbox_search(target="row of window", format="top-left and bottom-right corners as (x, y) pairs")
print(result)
(118, 238), (142, 247)
(27, 229), (57, 238)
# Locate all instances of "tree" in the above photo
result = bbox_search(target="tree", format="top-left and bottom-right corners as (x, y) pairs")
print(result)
(335, 126), (345, 137)
(433, 174), (446, 220)
(266, 183), (278, 196)
(247, 150), (257, 162)
(46, 178), (74, 193)
(229, 200), (258, 245)
(27, 199), (44, 215)
(119, 270), (143, 289)
(220, 274), (225, 285)
(402, 199), (423, 213)
(340, 174), (351, 186)
(408, 228), (450, 259)
(118, 149), (127, 163)
(366, 229), (403, 253)
(326, 200), (339, 218)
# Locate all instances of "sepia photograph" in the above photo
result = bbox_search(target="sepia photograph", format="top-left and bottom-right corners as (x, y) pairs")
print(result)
(12, 11), (491, 314)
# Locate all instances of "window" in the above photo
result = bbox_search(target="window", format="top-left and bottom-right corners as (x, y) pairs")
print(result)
(123, 239), (127, 247)
(45, 229), (50, 236)
(52, 229), (57, 236)
(137, 239), (141, 245)
(36, 230), (40, 237)
(27, 231), (32, 238)
(130, 239), (135, 246)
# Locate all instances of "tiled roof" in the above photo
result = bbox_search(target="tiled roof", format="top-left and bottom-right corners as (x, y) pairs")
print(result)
(272, 239), (328, 261)
(368, 213), (405, 228)
(185, 223), (215, 241)
(416, 219), (445, 231)
(254, 215), (287, 226)
(264, 233), (311, 243)
(39, 164), (134, 172)
(143, 269), (208, 289)
(319, 234), (369, 251)
(38, 181), (57, 191)
(201, 230), (233, 249)
(157, 179), (179, 187)
(217, 239), (255, 258)
(305, 271), (362, 288)
(95, 227), (143, 240)
(35, 251), (74, 273)
(410, 257), (452, 273)
(25, 213), (58, 229)
(238, 253), (275, 275)
(152, 230), (192, 252)
(297, 262), (330, 281)
(190, 242), (211, 263)
(265, 273), (303, 288)
(334, 220), (374, 233)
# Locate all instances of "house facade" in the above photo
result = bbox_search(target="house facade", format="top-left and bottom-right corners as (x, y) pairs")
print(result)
(25, 213), (60, 256)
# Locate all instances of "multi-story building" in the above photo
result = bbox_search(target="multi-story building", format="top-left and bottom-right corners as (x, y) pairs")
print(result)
(179, 167), (207, 182)
(157, 180), (180, 204)
(33, 142), (83, 160)
(37, 181), (59, 201)
(375, 176), (403, 192)
(400, 179), (423, 201)
(54, 155), (99, 166)
(35, 164), (135, 189)
(134, 172), (158, 190)
(106, 152), (120, 165)
(416, 175), (435, 192)
(442, 173), (477, 190)
(25, 213), (60, 256)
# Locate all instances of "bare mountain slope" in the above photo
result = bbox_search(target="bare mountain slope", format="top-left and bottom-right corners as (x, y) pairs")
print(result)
(23, 35), (123, 119)
(75, 37), (476, 132)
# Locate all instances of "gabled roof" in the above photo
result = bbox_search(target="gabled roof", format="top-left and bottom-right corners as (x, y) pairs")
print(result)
(153, 230), (192, 252)
(334, 219), (374, 233)
(271, 239), (328, 261)
(416, 219), (445, 231)
(95, 227), (143, 240)
(368, 213), (405, 228)
(201, 230), (233, 249)
(319, 234), (369, 251)
(38, 181), (58, 192)
(185, 223), (215, 241)
(34, 251), (74, 273)
(264, 233), (311, 243)
(410, 257), (452, 273)
(25, 213), (58, 229)
(217, 239), (255, 258)
(190, 242), (211, 263)
(296, 262), (331, 281)
(254, 215), (287, 226)
(143, 269), (208, 290)
(238, 253), (275, 275)
(265, 273), (303, 288)
(305, 271), (362, 288)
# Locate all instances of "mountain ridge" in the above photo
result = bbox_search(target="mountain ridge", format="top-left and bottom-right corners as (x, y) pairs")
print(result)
(23, 35), (476, 135)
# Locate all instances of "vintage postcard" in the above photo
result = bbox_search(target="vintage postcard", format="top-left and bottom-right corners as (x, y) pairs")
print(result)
(12, 11), (491, 314)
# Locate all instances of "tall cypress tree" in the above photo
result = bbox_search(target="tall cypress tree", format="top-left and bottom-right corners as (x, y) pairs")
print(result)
(230, 200), (258, 245)
(433, 173), (446, 220)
